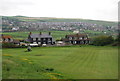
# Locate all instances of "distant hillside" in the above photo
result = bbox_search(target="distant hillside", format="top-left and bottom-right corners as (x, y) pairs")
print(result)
(2, 16), (117, 26)
(2, 16), (118, 38)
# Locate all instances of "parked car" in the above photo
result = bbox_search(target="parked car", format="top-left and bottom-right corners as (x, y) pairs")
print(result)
(29, 43), (39, 47)
(42, 44), (47, 47)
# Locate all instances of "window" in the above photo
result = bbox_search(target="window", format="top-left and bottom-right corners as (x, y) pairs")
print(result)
(74, 41), (77, 44)
(43, 42), (46, 44)
(33, 38), (36, 41)
(38, 42), (41, 44)
(8, 38), (10, 41)
(3, 38), (5, 41)
(48, 38), (50, 40)
(33, 42), (37, 44)
(0, 38), (3, 42)
(5, 38), (8, 42)
(79, 37), (82, 39)
(43, 38), (46, 40)
(10, 39), (13, 42)
(69, 37), (72, 40)
(36, 38), (38, 40)
(48, 39), (51, 42)
(74, 37), (77, 40)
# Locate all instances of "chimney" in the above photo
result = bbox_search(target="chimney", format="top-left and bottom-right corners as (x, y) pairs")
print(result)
(29, 32), (32, 35)
(40, 32), (42, 35)
(76, 33), (79, 35)
(49, 32), (51, 35)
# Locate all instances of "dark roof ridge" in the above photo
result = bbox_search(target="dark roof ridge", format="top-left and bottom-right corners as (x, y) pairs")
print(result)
(66, 33), (87, 37)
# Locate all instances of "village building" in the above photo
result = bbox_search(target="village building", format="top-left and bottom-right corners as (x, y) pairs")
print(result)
(73, 29), (79, 33)
(1, 34), (20, 44)
(1, 34), (13, 43)
(26, 32), (55, 45)
(61, 33), (90, 45)
(12, 27), (19, 31)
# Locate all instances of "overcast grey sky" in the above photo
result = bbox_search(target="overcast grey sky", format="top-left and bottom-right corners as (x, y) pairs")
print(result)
(0, 0), (119, 21)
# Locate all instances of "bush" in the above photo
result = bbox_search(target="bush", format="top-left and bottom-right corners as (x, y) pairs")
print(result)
(45, 68), (54, 71)
(2, 42), (17, 48)
(115, 33), (120, 43)
(112, 42), (120, 46)
(92, 35), (114, 46)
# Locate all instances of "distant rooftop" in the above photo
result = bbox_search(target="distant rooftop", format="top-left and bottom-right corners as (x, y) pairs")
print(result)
(29, 32), (52, 38)
(66, 33), (87, 37)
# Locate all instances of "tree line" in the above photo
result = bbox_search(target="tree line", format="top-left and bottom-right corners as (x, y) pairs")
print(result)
(91, 33), (120, 46)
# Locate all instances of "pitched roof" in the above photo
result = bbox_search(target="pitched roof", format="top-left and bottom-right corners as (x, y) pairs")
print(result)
(1, 35), (12, 38)
(30, 34), (52, 38)
(66, 33), (87, 37)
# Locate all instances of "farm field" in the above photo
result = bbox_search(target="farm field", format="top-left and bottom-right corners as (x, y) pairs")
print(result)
(2, 45), (118, 79)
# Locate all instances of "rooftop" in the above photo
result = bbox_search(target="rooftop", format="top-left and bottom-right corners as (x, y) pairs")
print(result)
(1, 34), (12, 38)
(66, 33), (87, 37)
(29, 33), (52, 38)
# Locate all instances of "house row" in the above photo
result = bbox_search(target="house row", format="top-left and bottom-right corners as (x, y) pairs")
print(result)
(26, 32), (55, 45)
(62, 33), (90, 44)
(1, 32), (91, 46)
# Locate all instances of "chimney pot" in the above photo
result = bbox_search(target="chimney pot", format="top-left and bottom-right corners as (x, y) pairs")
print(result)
(40, 32), (42, 35)
(49, 32), (51, 35)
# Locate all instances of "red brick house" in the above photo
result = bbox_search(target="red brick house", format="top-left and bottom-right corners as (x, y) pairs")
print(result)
(62, 33), (90, 44)
(1, 34), (20, 44)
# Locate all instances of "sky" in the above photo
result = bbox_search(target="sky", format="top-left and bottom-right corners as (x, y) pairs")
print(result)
(0, 0), (119, 21)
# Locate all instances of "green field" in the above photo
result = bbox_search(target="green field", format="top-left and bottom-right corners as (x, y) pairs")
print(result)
(2, 45), (118, 79)
(2, 30), (115, 40)
(2, 31), (73, 40)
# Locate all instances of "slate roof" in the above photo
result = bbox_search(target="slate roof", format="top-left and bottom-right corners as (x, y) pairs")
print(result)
(66, 34), (87, 37)
(29, 34), (52, 38)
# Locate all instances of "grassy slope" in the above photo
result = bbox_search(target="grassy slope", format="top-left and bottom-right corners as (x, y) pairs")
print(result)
(2, 16), (118, 39)
(2, 46), (118, 79)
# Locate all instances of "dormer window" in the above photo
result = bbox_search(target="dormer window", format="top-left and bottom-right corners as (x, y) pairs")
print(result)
(69, 37), (72, 40)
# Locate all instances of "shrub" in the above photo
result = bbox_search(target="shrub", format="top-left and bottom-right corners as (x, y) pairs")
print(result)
(45, 68), (54, 71)
(115, 33), (120, 43)
(92, 35), (114, 46)
(2, 42), (17, 48)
